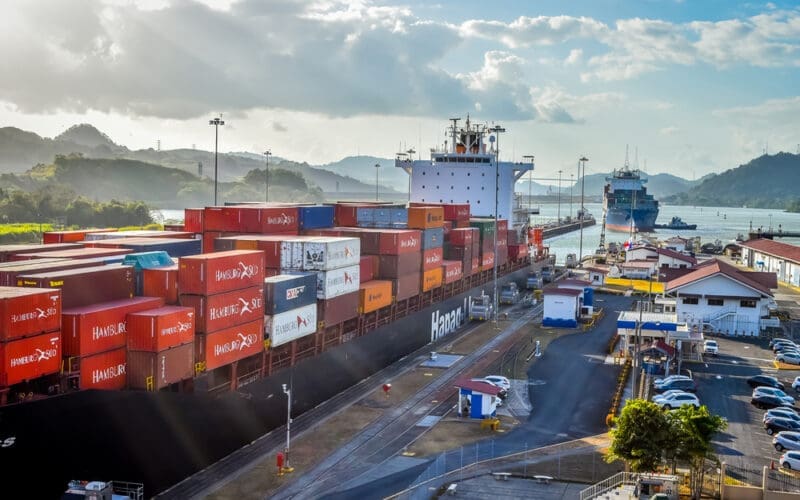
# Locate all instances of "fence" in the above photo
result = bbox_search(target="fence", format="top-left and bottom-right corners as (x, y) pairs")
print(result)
(725, 463), (764, 487)
(767, 468), (800, 493)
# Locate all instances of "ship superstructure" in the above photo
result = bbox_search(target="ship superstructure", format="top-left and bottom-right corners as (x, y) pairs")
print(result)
(603, 157), (659, 233)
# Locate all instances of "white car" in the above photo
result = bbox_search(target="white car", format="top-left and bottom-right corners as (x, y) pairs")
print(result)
(778, 352), (800, 365)
(482, 375), (512, 392)
(657, 390), (690, 399)
(754, 387), (795, 405)
(654, 375), (692, 388)
(653, 392), (700, 410)
(703, 340), (718, 355)
(781, 450), (800, 470)
(774, 431), (800, 451)
(792, 376), (800, 393)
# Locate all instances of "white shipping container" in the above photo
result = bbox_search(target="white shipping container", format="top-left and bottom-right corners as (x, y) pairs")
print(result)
(280, 238), (310, 270)
(303, 237), (361, 271)
(265, 303), (318, 347)
(316, 264), (360, 299)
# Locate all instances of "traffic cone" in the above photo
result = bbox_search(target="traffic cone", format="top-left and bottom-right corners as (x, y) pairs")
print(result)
(771, 460), (776, 470)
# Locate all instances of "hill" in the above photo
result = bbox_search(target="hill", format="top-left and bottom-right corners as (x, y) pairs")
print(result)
(516, 171), (698, 200)
(666, 152), (800, 209)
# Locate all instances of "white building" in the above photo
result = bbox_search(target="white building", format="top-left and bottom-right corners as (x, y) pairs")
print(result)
(626, 246), (658, 262)
(618, 260), (656, 279)
(656, 248), (696, 269)
(740, 238), (800, 287)
(664, 258), (777, 337)
(584, 266), (609, 286)
(664, 236), (691, 253)
(542, 288), (582, 328)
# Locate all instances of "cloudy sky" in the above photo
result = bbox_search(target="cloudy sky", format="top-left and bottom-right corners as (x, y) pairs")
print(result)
(2, 0), (799, 180)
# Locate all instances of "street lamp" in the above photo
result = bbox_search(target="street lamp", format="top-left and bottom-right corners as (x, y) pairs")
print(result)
(209, 116), (225, 205)
(375, 163), (381, 201)
(281, 383), (294, 473)
(264, 150), (272, 203)
(557, 169), (562, 223)
(489, 125), (506, 324)
(578, 156), (589, 266)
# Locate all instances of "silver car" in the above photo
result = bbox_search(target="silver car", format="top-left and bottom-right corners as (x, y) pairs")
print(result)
(765, 408), (800, 424)
(754, 387), (796, 405)
(774, 431), (800, 452)
(778, 352), (800, 365)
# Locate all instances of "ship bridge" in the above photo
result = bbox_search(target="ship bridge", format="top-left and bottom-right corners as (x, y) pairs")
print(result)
(395, 118), (533, 226)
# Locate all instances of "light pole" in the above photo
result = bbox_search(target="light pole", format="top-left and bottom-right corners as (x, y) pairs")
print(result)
(569, 173), (574, 220)
(631, 301), (644, 398)
(578, 156), (589, 266)
(489, 125), (505, 324)
(375, 163), (381, 201)
(281, 383), (294, 473)
(522, 155), (535, 227)
(209, 116), (225, 205)
(264, 149), (272, 203)
(557, 169), (562, 223)
(769, 213), (773, 232)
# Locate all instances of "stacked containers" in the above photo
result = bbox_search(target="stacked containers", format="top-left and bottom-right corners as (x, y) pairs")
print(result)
(496, 219), (509, 266)
(469, 219), (497, 271)
(178, 250), (265, 372)
(263, 273), (317, 348)
(444, 228), (476, 276)
(0, 287), (62, 387)
(126, 306), (196, 390)
(17, 265), (136, 308)
(366, 229), (422, 302)
(408, 207), (444, 292)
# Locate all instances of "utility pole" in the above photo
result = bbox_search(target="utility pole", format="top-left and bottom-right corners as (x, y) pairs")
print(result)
(557, 169), (562, 223)
(264, 149), (272, 203)
(578, 156), (589, 266)
(489, 125), (505, 324)
(375, 163), (381, 201)
(209, 116), (225, 205)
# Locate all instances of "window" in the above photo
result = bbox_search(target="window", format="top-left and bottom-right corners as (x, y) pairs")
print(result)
(741, 299), (757, 308)
(682, 297), (698, 305)
(708, 298), (724, 306)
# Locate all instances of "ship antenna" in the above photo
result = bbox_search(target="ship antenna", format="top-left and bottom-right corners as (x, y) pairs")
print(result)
(449, 117), (460, 154)
(634, 146), (639, 170)
(624, 144), (630, 169)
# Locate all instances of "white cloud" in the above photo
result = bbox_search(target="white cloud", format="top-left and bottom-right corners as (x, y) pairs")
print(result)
(564, 48), (583, 66)
(460, 15), (607, 48)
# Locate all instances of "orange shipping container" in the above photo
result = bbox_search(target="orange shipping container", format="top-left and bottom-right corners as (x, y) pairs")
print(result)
(481, 251), (495, 270)
(126, 306), (195, 352)
(422, 268), (443, 292)
(407, 206), (444, 229)
(359, 280), (393, 313)
(79, 347), (127, 390)
(470, 256), (480, 274)
(142, 264), (179, 304)
(196, 319), (264, 370)
(0, 331), (61, 386)
(442, 260), (463, 284)
(43, 229), (111, 244)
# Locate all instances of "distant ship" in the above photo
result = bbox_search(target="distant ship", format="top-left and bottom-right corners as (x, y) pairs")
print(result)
(603, 159), (659, 233)
(654, 216), (697, 230)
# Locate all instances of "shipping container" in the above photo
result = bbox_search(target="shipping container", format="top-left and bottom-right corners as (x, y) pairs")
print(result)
(302, 237), (360, 271)
(43, 229), (111, 244)
(407, 206), (444, 229)
(422, 247), (444, 271)
(263, 273), (316, 315)
(84, 230), (196, 241)
(0, 259), (114, 287)
(315, 264), (360, 299)
(422, 267), (443, 292)
(359, 280), (393, 313)
(359, 255), (377, 283)
(11, 247), (132, 261)
(497, 246), (508, 266)
(469, 219), (496, 243)
(297, 205), (335, 230)
(356, 207), (375, 226)
(213, 235), (285, 268)
(470, 256), (480, 275)
(61, 296), (165, 357)
(508, 244), (529, 260)
(446, 228), (473, 247)
(394, 273), (421, 301)
(202, 231), (222, 254)
(421, 227), (445, 250)
(17, 265), (135, 309)
(197, 319), (264, 370)
(0, 331), (61, 386)
(507, 230), (519, 246)
(378, 230), (422, 255)
(141, 265), (179, 305)
(127, 306), (195, 352)
(79, 347), (127, 390)
(481, 251), (495, 270)
(265, 303), (317, 347)
(0, 243), (84, 262)
(279, 237), (318, 270)
(496, 230), (508, 249)
(178, 250), (265, 295)
(127, 342), (195, 390)
(497, 219), (509, 233)
(0, 287), (61, 341)
(184, 208), (205, 233)
(204, 206), (300, 234)
(86, 237), (201, 258)
(443, 244), (471, 262)
(442, 260), (463, 284)
(376, 253), (422, 279)
(179, 285), (264, 334)
(409, 202), (469, 221)
(335, 203), (373, 227)
(316, 291), (359, 327)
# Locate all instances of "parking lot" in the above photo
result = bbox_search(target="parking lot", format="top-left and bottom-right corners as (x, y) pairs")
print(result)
(686, 336), (800, 468)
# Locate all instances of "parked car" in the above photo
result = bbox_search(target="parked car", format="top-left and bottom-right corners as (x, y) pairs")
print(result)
(658, 390), (690, 399)
(482, 375), (512, 392)
(653, 392), (700, 410)
(774, 344), (800, 354)
(654, 378), (697, 393)
(774, 432), (800, 451)
(777, 352), (800, 365)
(793, 376), (800, 393)
(654, 374), (691, 386)
(747, 375), (785, 391)
(780, 450), (800, 470)
(766, 417), (800, 435)
(764, 408), (800, 423)
(703, 340), (718, 356)
(771, 338), (796, 348)
(753, 387), (795, 405)
(752, 393), (794, 410)
(774, 341), (799, 352)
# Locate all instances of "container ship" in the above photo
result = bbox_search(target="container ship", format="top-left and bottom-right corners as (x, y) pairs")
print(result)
(0, 118), (547, 498)
(603, 159), (659, 233)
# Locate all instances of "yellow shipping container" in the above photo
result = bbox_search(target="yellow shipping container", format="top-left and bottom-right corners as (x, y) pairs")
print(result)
(359, 280), (393, 313)
(422, 267), (443, 292)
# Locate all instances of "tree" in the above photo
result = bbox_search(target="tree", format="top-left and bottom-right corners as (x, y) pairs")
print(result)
(605, 399), (673, 472)
(669, 405), (727, 499)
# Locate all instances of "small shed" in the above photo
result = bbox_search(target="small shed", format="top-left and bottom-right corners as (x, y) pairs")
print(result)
(542, 287), (582, 328)
(620, 260), (656, 279)
(585, 266), (609, 286)
(454, 379), (501, 419)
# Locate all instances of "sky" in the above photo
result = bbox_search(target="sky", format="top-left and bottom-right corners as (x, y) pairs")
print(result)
(1, 0), (799, 180)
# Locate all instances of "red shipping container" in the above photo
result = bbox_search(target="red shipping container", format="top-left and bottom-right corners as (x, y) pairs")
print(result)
(497, 219), (508, 233)
(127, 306), (195, 352)
(0, 259), (109, 287)
(61, 297), (165, 357)
(18, 265), (135, 309)
(127, 342), (195, 390)
(179, 285), (264, 334)
(335, 203), (371, 227)
(442, 260), (463, 284)
(202, 231), (222, 254)
(10, 247), (132, 261)
(377, 253), (422, 279)
(379, 230), (422, 255)
(471, 256), (480, 274)
(184, 208), (205, 233)
(482, 252), (495, 270)
(394, 274), (421, 301)
(0, 243), (84, 262)
(197, 319), (264, 370)
(422, 247), (444, 271)
(497, 230), (508, 249)
(178, 250), (265, 295)
(497, 246), (508, 266)
(447, 228), (474, 246)
(359, 255), (378, 283)
(445, 203), (470, 221)
(205, 206), (299, 234)
(43, 229), (110, 244)
(0, 331), (61, 386)
(0, 287), (61, 341)
(317, 291), (359, 327)
(79, 347), (127, 390)
(214, 235), (286, 268)
(509, 244), (529, 260)
(455, 220), (471, 228)
(141, 265), (179, 304)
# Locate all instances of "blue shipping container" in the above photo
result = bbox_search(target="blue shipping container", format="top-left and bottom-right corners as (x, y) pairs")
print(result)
(422, 227), (445, 250)
(117, 239), (201, 258)
(264, 272), (317, 315)
(299, 205), (335, 230)
(390, 208), (408, 224)
(356, 207), (375, 225)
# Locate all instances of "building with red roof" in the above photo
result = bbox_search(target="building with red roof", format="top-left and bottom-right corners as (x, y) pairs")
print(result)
(740, 238), (800, 287)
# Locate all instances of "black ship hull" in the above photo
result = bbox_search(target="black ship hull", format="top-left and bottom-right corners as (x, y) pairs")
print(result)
(0, 267), (530, 499)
